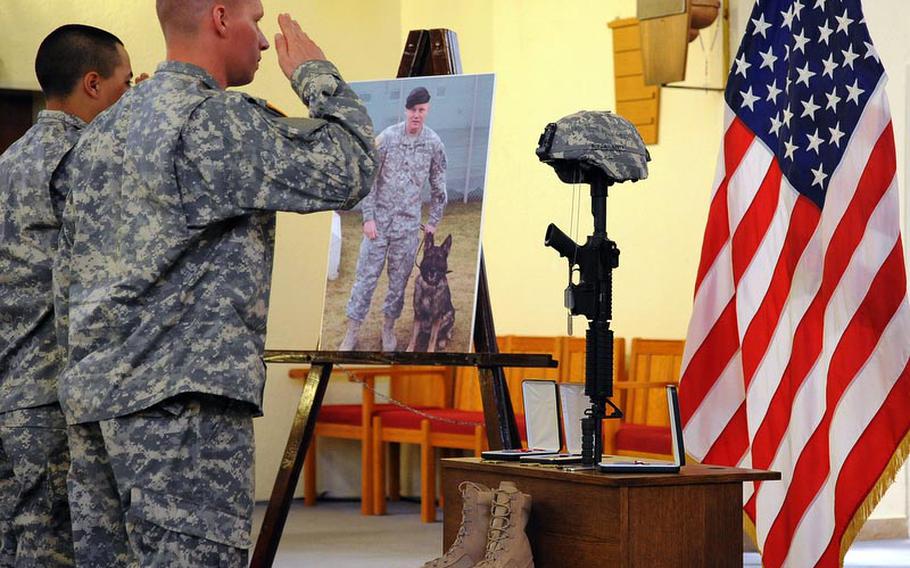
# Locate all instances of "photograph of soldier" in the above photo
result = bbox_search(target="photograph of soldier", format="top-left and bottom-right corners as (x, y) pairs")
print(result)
(340, 86), (447, 352)
(322, 74), (495, 353)
(0, 24), (137, 566)
(51, 3), (376, 567)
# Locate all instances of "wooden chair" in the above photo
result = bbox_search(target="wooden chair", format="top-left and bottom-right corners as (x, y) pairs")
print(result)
(299, 366), (451, 515)
(603, 338), (685, 458)
(371, 335), (558, 522)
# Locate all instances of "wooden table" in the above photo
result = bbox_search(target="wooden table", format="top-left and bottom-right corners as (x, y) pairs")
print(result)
(442, 458), (779, 567)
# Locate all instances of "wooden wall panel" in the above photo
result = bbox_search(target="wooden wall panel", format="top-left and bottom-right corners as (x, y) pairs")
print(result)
(608, 18), (659, 145)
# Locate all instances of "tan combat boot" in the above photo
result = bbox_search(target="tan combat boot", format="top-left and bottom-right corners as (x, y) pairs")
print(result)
(422, 481), (493, 568)
(338, 318), (361, 351)
(381, 316), (397, 351)
(473, 481), (533, 568)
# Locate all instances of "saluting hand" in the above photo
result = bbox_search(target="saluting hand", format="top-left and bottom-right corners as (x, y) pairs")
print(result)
(275, 13), (326, 80)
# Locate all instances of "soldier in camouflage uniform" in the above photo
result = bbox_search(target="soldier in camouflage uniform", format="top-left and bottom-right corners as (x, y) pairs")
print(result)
(0, 25), (136, 567)
(340, 86), (448, 351)
(53, 3), (376, 566)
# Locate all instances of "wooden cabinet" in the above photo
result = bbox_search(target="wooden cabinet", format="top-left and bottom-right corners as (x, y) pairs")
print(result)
(442, 458), (778, 567)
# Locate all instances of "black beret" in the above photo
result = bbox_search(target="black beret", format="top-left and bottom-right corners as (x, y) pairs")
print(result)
(405, 87), (431, 109)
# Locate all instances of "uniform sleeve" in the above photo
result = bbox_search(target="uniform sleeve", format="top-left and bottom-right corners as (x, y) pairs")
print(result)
(360, 131), (388, 224)
(176, 60), (378, 225)
(427, 137), (448, 227)
(52, 187), (74, 357)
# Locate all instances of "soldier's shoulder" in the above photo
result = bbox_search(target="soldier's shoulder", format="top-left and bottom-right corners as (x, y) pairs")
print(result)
(378, 123), (402, 137)
(205, 89), (282, 118)
(0, 122), (55, 168)
(423, 126), (444, 146)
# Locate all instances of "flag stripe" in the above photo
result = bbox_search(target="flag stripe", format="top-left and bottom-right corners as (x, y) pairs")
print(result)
(815, 353), (910, 567)
(679, 299), (739, 424)
(772, 237), (906, 567)
(682, 351), (744, 460)
(763, 225), (904, 567)
(749, 122), (897, 474)
(694, 119), (756, 292)
(740, 195), (820, 386)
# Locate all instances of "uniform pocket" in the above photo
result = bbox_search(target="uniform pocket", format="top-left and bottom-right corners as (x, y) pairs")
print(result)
(127, 487), (251, 549)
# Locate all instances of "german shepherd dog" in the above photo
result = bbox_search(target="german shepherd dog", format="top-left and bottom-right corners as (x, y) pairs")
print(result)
(406, 233), (455, 352)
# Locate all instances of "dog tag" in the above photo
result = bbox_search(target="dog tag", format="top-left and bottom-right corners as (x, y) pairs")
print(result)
(564, 285), (575, 310)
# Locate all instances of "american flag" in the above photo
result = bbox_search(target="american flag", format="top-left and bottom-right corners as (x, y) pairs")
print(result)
(678, 0), (910, 566)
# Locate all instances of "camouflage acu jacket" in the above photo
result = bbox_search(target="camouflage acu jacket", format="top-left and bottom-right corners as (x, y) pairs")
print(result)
(55, 60), (376, 424)
(360, 122), (447, 236)
(0, 111), (85, 414)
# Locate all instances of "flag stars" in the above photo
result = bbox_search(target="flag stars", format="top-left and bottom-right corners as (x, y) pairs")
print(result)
(784, 137), (798, 160)
(767, 79), (783, 103)
(811, 164), (828, 188)
(842, 45), (859, 69)
(846, 79), (865, 104)
(734, 53), (752, 77)
(770, 112), (783, 136)
(835, 9), (853, 35)
(826, 87), (842, 111)
(812, 164), (828, 189)
(796, 62), (816, 87)
(814, 0), (827, 11)
(793, 0), (805, 19)
(829, 122), (845, 148)
(782, 6), (796, 30)
(864, 41), (881, 63)
(783, 107), (794, 128)
(806, 129), (824, 154)
(752, 13), (772, 38)
(818, 21), (833, 44)
(740, 86), (760, 111)
(822, 53), (838, 79)
(760, 46), (778, 70)
(794, 30), (810, 53)
(801, 95), (821, 120)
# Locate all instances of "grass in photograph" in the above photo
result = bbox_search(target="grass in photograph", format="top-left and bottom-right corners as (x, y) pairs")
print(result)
(321, 200), (482, 352)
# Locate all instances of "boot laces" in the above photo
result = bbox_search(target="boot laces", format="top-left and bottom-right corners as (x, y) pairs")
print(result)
(436, 482), (483, 564)
(483, 491), (515, 559)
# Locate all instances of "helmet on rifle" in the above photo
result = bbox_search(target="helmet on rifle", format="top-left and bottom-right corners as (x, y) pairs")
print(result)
(536, 111), (650, 185)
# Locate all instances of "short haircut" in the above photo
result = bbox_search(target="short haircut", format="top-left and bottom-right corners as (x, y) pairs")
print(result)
(156, 0), (239, 37)
(35, 24), (124, 99)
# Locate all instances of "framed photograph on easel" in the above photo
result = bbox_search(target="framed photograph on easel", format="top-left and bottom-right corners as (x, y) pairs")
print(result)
(320, 73), (496, 354)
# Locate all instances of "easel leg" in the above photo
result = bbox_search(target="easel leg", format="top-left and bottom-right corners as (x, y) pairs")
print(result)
(473, 255), (521, 450)
(251, 363), (334, 568)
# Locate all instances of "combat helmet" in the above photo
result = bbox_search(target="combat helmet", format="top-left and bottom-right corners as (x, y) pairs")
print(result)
(536, 111), (650, 185)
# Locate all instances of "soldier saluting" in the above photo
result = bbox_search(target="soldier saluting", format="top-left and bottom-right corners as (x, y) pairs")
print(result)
(53, 1), (376, 566)
(341, 86), (448, 351)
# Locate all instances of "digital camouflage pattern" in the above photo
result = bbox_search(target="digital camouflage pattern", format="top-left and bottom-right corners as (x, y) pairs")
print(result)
(347, 229), (422, 322)
(55, 60), (376, 424)
(0, 111), (82, 567)
(360, 122), (447, 233)
(0, 110), (84, 414)
(0, 405), (73, 567)
(67, 395), (252, 567)
(347, 122), (447, 322)
(536, 110), (650, 184)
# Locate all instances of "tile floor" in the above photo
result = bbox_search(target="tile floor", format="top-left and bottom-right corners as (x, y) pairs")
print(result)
(252, 500), (910, 567)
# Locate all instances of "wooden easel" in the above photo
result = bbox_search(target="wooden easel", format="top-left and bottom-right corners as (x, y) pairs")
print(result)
(249, 32), (553, 567)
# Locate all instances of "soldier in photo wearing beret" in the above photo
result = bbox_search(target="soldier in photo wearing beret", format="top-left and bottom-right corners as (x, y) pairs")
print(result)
(340, 86), (448, 351)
